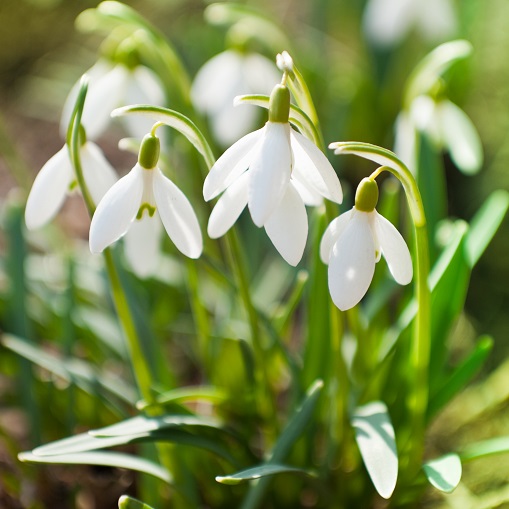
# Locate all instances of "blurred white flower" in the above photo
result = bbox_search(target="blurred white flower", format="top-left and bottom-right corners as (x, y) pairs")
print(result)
(191, 50), (280, 145)
(363, 0), (457, 47)
(320, 178), (412, 310)
(25, 141), (117, 230)
(61, 59), (165, 140)
(204, 120), (343, 266)
(89, 136), (202, 262)
(395, 95), (483, 175)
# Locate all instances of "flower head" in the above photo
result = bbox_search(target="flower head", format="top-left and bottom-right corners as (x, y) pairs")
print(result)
(191, 49), (280, 145)
(204, 83), (342, 266)
(25, 137), (117, 231)
(320, 177), (412, 310)
(89, 133), (202, 263)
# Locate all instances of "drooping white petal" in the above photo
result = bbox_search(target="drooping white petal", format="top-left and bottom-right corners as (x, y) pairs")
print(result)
(373, 211), (413, 285)
(410, 95), (441, 145)
(245, 53), (280, 95)
(212, 100), (260, 147)
(320, 209), (354, 264)
(81, 64), (129, 139)
(291, 177), (323, 206)
(248, 122), (292, 227)
(124, 214), (162, 278)
(207, 171), (249, 238)
(153, 169), (203, 259)
(80, 142), (118, 205)
(417, 0), (457, 42)
(203, 127), (264, 201)
(393, 112), (418, 174)
(25, 146), (74, 230)
(438, 100), (483, 175)
(89, 164), (143, 253)
(291, 130), (343, 203)
(265, 183), (308, 266)
(328, 211), (376, 311)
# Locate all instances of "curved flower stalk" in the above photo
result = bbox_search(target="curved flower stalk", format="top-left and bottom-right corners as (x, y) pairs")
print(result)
(25, 134), (117, 231)
(363, 0), (457, 47)
(61, 58), (165, 140)
(321, 177), (412, 310)
(191, 49), (280, 145)
(89, 132), (203, 264)
(204, 55), (342, 266)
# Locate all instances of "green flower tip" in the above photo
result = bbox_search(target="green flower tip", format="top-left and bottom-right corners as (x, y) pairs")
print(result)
(355, 177), (379, 212)
(138, 133), (160, 169)
(268, 84), (290, 123)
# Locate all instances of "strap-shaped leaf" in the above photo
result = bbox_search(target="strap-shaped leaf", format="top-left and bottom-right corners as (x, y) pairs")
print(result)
(112, 105), (215, 169)
(118, 495), (156, 509)
(461, 436), (509, 461)
(351, 401), (398, 499)
(234, 94), (321, 147)
(216, 464), (315, 485)
(19, 451), (172, 484)
(423, 453), (462, 493)
(137, 385), (227, 411)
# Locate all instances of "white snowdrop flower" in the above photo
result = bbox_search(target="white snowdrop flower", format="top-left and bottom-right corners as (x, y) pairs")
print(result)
(191, 49), (280, 146)
(25, 135), (117, 231)
(89, 133), (202, 262)
(276, 51), (294, 73)
(363, 0), (457, 47)
(204, 84), (342, 266)
(395, 95), (483, 175)
(320, 177), (412, 311)
(61, 59), (165, 141)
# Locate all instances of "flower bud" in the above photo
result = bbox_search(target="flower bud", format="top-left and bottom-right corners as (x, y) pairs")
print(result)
(355, 177), (379, 212)
(138, 134), (160, 170)
(268, 84), (290, 123)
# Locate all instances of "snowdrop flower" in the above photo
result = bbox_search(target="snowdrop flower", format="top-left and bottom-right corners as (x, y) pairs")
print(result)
(25, 131), (117, 231)
(204, 80), (343, 266)
(61, 58), (165, 140)
(89, 133), (203, 264)
(192, 49), (280, 145)
(363, 0), (457, 47)
(395, 94), (483, 175)
(320, 177), (412, 310)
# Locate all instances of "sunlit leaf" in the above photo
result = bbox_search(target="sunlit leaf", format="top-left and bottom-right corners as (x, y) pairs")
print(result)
(216, 464), (315, 485)
(461, 436), (509, 461)
(118, 495), (156, 509)
(137, 386), (227, 411)
(423, 453), (462, 493)
(351, 401), (398, 499)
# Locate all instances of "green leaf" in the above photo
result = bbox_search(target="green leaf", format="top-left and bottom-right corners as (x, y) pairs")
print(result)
(118, 495), (156, 509)
(112, 105), (215, 169)
(1, 334), (137, 407)
(423, 453), (462, 493)
(19, 451), (172, 484)
(351, 401), (398, 500)
(461, 436), (509, 461)
(466, 189), (509, 267)
(428, 335), (493, 418)
(216, 464), (315, 485)
(233, 94), (321, 147)
(137, 386), (227, 411)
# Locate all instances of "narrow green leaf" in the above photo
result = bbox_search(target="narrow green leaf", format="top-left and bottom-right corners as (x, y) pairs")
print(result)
(423, 453), (462, 493)
(137, 386), (227, 411)
(351, 401), (398, 500)
(465, 189), (509, 267)
(428, 335), (493, 418)
(19, 451), (172, 484)
(216, 464), (315, 485)
(112, 105), (215, 169)
(2, 334), (137, 407)
(461, 436), (509, 461)
(118, 495), (156, 509)
(233, 94), (321, 147)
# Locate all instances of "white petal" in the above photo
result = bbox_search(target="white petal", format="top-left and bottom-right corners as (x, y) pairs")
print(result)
(320, 209), (354, 264)
(291, 177), (323, 206)
(80, 142), (118, 205)
(245, 53), (280, 94)
(410, 95), (441, 144)
(248, 122), (292, 227)
(203, 127), (264, 201)
(291, 130), (343, 203)
(393, 112), (418, 174)
(328, 211), (376, 311)
(153, 169), (203, 259)
(212, 100), (260, 146)
(25, 146), (74, 230)
(124, 214), (162, 278)
(417, 0), (457, 41)
(89, 164), (143, 253)
(265, 183), (308, 266)
(207, 171), (249, 238)
(373, 211), (413, 285)
(438, 100), (483, 175)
